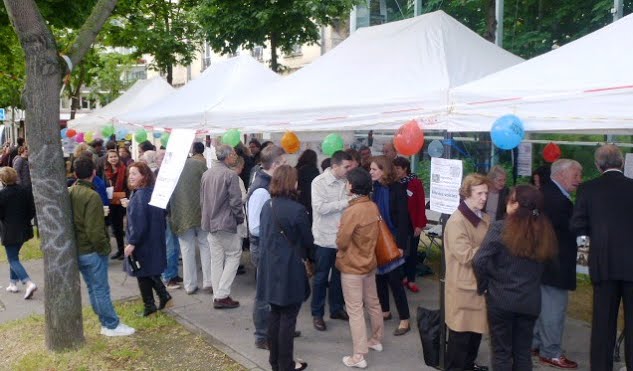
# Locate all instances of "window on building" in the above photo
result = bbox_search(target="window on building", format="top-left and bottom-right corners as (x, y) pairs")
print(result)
(284, 44), (303, 58)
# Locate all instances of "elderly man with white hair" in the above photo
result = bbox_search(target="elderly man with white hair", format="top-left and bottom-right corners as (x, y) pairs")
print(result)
(200, 144), (244, 309)
(532, 158), (582, 369)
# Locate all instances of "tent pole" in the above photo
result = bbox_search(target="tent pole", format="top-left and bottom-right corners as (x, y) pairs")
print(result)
(614, 0), (624, 21)
(438, 130), (452, 370)
(495, 0), (504, 47)
(414, 0), (422, 16)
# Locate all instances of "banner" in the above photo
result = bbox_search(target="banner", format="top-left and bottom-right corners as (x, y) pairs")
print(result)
(149, 129), (196, 209)
(517, 142), (533, 177)
(429, 157), (463, 214)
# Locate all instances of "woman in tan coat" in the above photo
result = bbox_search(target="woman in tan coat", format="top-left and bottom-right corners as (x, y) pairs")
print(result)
(444, 173), (491, 371)
(336, 168), (384, 369)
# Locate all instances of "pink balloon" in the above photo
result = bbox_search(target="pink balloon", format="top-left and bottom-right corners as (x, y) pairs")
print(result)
(75, 132), (85, 143)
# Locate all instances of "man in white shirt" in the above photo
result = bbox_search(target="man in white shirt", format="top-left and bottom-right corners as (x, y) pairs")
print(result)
(311, 150), (353, 331)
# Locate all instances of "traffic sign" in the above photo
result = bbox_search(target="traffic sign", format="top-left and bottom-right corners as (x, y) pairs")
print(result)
(0, 108), (5, 121)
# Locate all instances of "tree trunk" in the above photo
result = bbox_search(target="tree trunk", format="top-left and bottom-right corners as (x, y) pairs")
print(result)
(167, 64), (173, 85)
(270, 33), (279, 73)
(3, 0), (118, 351)
(69, 64), (86, 120)
(484, 0), (497, 42)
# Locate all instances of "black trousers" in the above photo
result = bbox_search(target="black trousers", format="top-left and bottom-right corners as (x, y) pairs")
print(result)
(376, 266), (410, 320)
(446, 328), (482, 371)
(109, 204), (126, 252)
(487, 305), (536, 371)
(404, 234), (421, 282)
(268, 302), (302, 371)
(591, 280), (633, 371)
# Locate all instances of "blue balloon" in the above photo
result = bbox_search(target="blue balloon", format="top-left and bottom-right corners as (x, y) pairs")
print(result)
(153, 132), (162, 139)
(116, 128), (128, 139)
(60, 128), (68, 138)
(491, 114), (525, 150)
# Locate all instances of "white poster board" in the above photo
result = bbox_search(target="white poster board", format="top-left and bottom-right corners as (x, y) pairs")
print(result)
(149, 129), (196, 209)
(429, 157), (463, 214)
(517, 142), (533, 177)
(624, 153), (633, 179)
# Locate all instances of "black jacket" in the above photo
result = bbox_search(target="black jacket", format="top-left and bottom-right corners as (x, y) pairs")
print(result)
(473, 221), (544, 316)
(0, 184), (35, 246)
(372, 182), (411, 255)
(484, 186), (509, 221)
(571, 170), (633, 283)
(297, 165), (320, 217)
(256, 197), (313, 306)
(541, 181), (577, 290)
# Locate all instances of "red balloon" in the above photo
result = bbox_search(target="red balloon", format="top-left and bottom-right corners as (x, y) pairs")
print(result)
(66, 129), (77, 138)
(543, 142), (562, 163)
(394, 119), (425, 156)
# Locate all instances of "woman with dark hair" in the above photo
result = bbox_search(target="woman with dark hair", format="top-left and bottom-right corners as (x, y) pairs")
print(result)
(257, 164), (312, 371)
(474, 185), (557, 370)
(0, 167), (37, 299)
(530, 165), (551, 190)
(336, 167), (384, 368)
(368, 155), (411, 336)
(295, 149), (320, 217)
(12, 145), (31, 188)
(393, 156), (427, 293)
(118, 146), (133, 166)
(123, 162), (172, 316)
(104, 150), (128, 260)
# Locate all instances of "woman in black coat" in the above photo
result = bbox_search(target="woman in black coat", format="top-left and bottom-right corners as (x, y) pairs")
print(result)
(256, 165), (312, 371)
(0, 167), (37, 299)
(123, 162), (172, 316)
(295, 149), (320, 219)
(473, 185), (557, 370)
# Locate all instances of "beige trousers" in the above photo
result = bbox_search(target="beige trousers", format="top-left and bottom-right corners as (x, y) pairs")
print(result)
(341, 271), (385, 355)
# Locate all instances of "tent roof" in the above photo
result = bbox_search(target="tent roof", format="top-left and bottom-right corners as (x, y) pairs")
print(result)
(207, 10), (522, 132)
(117, 55), (280, 129)
(67, 77), (174, 132)
(449, 13), (633, 133)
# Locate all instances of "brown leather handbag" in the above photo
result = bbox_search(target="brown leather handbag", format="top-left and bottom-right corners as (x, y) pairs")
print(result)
(375, 215), (403, 267)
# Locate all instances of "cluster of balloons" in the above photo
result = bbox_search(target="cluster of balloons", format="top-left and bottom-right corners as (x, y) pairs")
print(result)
(394, 119), (425, 156)
(59, 124), (172, 147)
(491, 114), (525, 150)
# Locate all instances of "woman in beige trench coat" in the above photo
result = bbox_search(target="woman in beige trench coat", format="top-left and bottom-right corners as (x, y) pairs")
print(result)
(444, 173), (491, 371)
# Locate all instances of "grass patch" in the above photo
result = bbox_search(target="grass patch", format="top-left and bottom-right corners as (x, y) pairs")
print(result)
(0, 236), (43, 263)
(0, 299), (246, 371)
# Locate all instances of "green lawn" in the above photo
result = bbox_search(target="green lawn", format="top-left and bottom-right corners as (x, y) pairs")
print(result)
(0, 236), (44, 263)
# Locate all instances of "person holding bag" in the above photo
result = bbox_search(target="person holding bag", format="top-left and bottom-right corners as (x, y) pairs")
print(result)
(104, 149), (128, 260)
(368, 156), (411, 336)
(256, 165), (312, 371)
(336, 167), (384, 369)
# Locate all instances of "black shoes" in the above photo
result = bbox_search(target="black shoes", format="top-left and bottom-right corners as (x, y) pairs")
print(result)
(330, 310), (349, 321)
(467, 364), (489, 371)
(111, 252), (124, 260)
(255, 339), (269, 350)
(313, 317), (326, 331)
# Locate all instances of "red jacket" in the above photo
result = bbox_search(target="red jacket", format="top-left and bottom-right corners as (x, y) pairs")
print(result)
(404, 176), (427, 230)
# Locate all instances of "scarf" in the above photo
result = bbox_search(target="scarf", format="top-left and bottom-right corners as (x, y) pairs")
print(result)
(399, 173), (418, 185)
(105, 162), (127, 192)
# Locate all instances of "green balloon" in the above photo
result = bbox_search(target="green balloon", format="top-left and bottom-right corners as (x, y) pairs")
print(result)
(322, 133), (344, 156)
(134, 129), (148, 143)
(160, 132), (170, 147)
(101, 124), (115, 138)
(222, 129), (242, 147)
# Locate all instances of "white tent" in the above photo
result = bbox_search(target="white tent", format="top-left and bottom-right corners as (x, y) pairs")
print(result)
(206, 10), (522, 133)
(67, 76), (174, 132)
(117, 55), (280, 130)
(449, 13), (633, 133)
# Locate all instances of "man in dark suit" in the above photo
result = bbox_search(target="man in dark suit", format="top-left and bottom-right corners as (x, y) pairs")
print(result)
(533, 159), (582, 369)
(571, 144), (633, 371)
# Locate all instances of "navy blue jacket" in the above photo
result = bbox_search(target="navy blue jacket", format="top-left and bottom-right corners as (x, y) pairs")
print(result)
(0, 184), (35, 246)
(256, 197), (313, 306)
(126, 187), (166, 277)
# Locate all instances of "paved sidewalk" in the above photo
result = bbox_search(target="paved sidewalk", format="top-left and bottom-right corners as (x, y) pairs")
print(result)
(0, 257), (622, 371)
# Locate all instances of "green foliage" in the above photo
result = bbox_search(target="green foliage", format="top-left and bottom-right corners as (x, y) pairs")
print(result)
(87, 52), (137, 105)
(0, 25), (24, 108)
(0, 236), (43, 263)
(197, 0), (358, 71)
(103, 0), (203, 83)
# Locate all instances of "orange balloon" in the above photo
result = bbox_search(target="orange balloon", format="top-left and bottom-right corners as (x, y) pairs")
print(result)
(543, 142), (561, 163)
(394, 120), (424, 156)
(281, 131), (301, 154)
(66, 129), (77, 138)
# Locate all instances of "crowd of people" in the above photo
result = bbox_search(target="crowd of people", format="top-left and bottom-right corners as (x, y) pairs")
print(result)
(2, 133), (632, 371)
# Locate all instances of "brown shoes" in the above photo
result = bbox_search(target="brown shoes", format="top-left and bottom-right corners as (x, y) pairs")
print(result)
(313, 317), (326, 331)
(539, 355), (578, 369)
(213, 296), (239, 309)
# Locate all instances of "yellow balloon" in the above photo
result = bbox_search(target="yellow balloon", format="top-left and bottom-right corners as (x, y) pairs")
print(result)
(84, 131), (94, 143)
(125, 133), (133, 141)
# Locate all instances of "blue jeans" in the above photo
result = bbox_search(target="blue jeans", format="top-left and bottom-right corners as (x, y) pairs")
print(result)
(162, 223), (181, 282)
(5, 244), (30, 283)
(310, 245), (344, 318)
(532, 284), (569, 359)
(78, 253), (119, 329)
(252, 243), (270, 342)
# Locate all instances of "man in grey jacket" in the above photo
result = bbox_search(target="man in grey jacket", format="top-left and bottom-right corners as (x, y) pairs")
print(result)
(201, 144), (245, 309)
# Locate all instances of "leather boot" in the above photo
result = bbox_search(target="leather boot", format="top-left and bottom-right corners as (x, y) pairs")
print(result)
(151, 276), (173, 310)
(138, 277), (157, 316)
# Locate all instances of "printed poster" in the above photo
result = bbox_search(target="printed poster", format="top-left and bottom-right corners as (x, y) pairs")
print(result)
(517, 142), (533, 177)
(429, 157), (463, 214)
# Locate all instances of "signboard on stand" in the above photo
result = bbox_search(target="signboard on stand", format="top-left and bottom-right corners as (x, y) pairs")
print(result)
(429, 157), (463, 214)
(517, 142), (533, 177)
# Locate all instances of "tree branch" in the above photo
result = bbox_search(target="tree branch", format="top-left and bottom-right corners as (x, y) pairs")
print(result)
(67, 0), (119, 68)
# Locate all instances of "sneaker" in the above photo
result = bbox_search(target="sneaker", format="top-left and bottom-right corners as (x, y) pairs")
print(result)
(342, 355), (367, 368)
(213, 296), (239, 309)
(255, 338), (269, 350)
(165, 279), (181, 290)
(24, 282), (37, 300)
(6, 283), (19, 293)
(101, 323), (136, 337)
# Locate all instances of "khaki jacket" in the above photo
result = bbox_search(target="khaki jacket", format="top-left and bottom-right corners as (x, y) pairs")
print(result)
(335, 196), (379, 275)
(443, 202), (490, 334)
